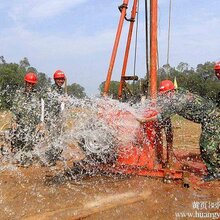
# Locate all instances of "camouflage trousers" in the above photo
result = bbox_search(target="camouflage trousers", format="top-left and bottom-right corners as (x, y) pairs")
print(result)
(10, 125), (40, 152)
(200, 122), (220, 174)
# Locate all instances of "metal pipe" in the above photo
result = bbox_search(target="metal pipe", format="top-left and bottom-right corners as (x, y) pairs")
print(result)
(145, 0), (149, 97)
(166, 0), (172, 67)
(118, 0), (138, 99)
(104, 0), (129, 96)
(150, 0), (158, 99)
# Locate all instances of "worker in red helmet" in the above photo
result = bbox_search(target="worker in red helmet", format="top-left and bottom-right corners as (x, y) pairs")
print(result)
(52, 70), (66, 95)
(42, 70), (67, 166)
(214, 61), (220, 80)
(10, 72), (42, 166)
(44, 69), (66, 128)
(138, 80), (220, 182)
(214, 62), (220, 108)
(24, 72), (38, 92)
(45, 70), (66, 126)
(154, 80), (175, 166)
(47, 69), (67, 117)
(158, 79), (175, 95)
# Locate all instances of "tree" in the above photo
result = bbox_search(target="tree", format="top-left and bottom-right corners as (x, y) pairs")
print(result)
(27, 66), (37, 73)
(67, 83), (86, 98)
(0, 56), (6, 65)
(99, 81), (120, 99)
(19, 57), (30, 70)
(0, 61), (25, 109)
(99, 80), (143, 101)
(196, 61), (216, 80)
(36, 72), (51, 91)
(176, 62), (190, 73)
(0, 57), (51, 109)
(158, 64), (177, 77)
(157, 61), (219, 103)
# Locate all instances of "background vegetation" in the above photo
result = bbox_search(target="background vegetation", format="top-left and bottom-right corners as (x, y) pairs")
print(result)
(0, 56), (86, 109)
(0, 56), (219, 110)
(99, 61), (219, 103)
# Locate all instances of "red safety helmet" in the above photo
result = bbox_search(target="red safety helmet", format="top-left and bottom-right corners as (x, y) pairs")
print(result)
(214, 61), (220, 71)
(214, 62), (220, 79)
(24, 72), (38, 84)
(159, 80), (175, 94)
(53, 70), (65, 79)
(214, 61), (220, 79)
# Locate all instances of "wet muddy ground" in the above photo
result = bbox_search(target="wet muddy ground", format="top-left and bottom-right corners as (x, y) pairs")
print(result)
(0, 115), (219, 220)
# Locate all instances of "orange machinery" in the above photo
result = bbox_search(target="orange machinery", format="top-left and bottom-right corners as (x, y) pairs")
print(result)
(95, 0), (209, 186)
(101, 0), (189, 183)
(98, 106), (186, 182)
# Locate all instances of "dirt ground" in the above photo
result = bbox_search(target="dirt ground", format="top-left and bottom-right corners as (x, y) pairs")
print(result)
(0, 115), (219, 220)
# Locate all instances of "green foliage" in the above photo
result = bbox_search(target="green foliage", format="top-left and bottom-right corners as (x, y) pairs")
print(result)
(176, 62), (190, 72)
(0, 56), (51, 109)
(158, 61), (219, 103)
(67, 83), (86, 98)
(99, 79), (148, 101)
(0, 56), (87, 109)
(19, 57), (30, 70)
(0, 59), (25, 109)
(36, 72), (51, 91)
(100, 61), (219, 104)
(99, 81), (120, 99)
(0, 56), (6, 64)
(196, 61), (216, 80)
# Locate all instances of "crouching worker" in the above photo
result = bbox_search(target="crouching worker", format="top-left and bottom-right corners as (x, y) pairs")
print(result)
(138, 80), (220, 182)
(10, 72), (42, 166)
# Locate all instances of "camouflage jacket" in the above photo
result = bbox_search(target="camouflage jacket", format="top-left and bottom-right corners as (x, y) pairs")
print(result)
(157, 88), (220, 132)
(11, 90), (41, 128)
(42, 84), (65, 120)
(51, 84), (64, 95)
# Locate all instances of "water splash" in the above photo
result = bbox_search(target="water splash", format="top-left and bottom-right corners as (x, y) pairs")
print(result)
(0, 89), (154, 172)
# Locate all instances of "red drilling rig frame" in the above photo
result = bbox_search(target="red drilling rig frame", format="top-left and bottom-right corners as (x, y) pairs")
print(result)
(102, 0), (188, 185)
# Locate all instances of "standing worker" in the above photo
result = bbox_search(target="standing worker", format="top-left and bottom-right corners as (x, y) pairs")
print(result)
(214, 62), (220, 107)
(44, 69), (67, 121)
(52, 70), (66, 95)
(49, 69), (67, 115)
(11, 72), (42, 166)
(138, 80), (220, 182)
(43, 70), (67, 166)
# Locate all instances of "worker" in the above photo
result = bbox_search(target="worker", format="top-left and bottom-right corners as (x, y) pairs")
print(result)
(43, 69), (67, 122)
(45, 70), (67, 117)
(214, 62), (220, 107)
(10, 72), (42, 166)
(43, 70), (67, 166)
(157, 117), (174, 166)
(52, 70), (66, 95)
(138, 80), (220, 182)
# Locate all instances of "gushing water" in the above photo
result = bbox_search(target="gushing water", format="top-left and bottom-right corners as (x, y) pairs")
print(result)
(0, 89), (155, 219)
(0, 89), (152, 172)
(1, 88), (218, 219)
